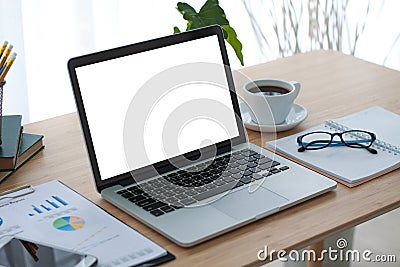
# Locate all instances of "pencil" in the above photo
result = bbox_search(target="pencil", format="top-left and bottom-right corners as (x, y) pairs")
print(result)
(20, 240), (39, 262)
(0, 44), (13, 69)
(0, 41), (8, 58)
(0, 52), (16, 83)
(0, 62), (6, 74)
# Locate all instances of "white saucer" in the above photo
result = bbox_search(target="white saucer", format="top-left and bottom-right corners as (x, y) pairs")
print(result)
(239, 102), (308, 132)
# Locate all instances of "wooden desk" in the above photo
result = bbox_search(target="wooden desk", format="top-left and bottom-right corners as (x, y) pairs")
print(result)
(1, 50), (400, 266)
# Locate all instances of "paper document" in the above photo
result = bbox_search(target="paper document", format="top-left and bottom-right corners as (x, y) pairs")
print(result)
(0, 180), (167, 267)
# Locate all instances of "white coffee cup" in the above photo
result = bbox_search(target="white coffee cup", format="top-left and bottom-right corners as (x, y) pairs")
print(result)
(242, 79), (300, 125)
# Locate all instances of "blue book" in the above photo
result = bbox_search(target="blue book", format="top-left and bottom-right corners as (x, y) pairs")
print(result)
(0, 115), (22, 170)
(0, 133), (44, 183)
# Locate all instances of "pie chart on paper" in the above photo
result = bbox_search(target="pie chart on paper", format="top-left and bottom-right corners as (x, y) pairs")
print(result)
(53, 216), (85, 231)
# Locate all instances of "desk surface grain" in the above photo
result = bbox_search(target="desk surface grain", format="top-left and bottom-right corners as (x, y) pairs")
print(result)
(1, 50), (400, 266)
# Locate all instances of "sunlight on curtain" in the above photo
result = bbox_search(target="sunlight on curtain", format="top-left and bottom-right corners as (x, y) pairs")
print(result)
(3, 0), (400, 122)
(0, 0), (29, 123)
(243, 0), (400, 70)
(20, 0), (192, 122)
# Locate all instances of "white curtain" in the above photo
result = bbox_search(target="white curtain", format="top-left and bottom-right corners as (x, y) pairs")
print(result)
(0, 0), (29, 123)
(1, 0), (255, 123)
(20, 0), (187, 123)
(1, 0), (399, 123)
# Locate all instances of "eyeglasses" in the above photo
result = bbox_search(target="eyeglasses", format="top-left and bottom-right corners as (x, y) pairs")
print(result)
(297, 130), (377, 154)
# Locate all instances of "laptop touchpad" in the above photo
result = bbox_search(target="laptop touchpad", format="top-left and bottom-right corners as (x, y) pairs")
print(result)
(211, 187), (288, 220)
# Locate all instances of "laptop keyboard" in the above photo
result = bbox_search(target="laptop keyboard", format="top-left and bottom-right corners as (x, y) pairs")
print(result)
(116, 149), (289, 217)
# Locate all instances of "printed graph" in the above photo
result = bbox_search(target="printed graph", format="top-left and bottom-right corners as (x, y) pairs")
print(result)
(53, 216), (85, 231)
(28, 195), (69, 216)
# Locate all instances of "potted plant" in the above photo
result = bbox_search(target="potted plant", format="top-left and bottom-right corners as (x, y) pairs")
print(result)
(174, 0), (244, 66)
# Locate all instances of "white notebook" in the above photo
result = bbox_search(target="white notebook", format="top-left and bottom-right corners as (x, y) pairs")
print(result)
(267, 106), (400, 186)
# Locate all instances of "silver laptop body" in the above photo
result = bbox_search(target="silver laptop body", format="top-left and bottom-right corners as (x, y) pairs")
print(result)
(68, 26), (336, 247)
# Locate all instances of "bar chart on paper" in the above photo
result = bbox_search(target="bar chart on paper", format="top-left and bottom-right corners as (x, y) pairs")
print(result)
(1, 180), (168, 267)
(28, 195), (69, 216)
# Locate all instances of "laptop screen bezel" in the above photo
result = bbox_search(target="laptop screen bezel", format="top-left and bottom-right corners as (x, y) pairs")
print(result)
(68, 25), (247, 192)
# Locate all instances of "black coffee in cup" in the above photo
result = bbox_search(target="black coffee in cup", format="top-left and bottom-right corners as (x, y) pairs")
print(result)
(248, 86), (290, 96)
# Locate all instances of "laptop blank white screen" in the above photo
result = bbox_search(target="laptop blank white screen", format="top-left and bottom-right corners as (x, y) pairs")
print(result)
(75, 35), (239, 181)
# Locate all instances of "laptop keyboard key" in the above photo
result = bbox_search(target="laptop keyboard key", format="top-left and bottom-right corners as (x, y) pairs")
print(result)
(222, 176), (236, 183)
(122, 191), (134, 197)
(202, 178), (214, 184)
(270, 168), (281, 174)
(150, 209), (164, 217)
(202, 172), (213, 178)
(253, 153), (263, 159)
(272, 161), (281, 167)
(128, 195), (147, 203)
(258, 157), (272, 164)
(248, 156), (258, 162)
(153, 188), (166, 194)
(247, 162), (258, 168)
(204, 183), (217, 189)
(257, 163), (272, 170)
(192, 182), (203, 187)
(237, 159), (248, 165)
(233, 181), (244, 189)
(152, 181), (163, 188)
(226, 167), (241, 174)
(193, 187), (206, 193)
(183, 189), (195, 195)
(143, 201), (168, 211)
(252, 173), (263, 180)
(173, 188), (185, 194)
(163, 185), (175, 191)
(162, 191), (175, 198)
(131, 189), (144, 195)
(136, 198), (156, 207)
(193, 182), (239, 201)
(117, 189), (128, 195)
(213, 179), (226, 186)
(280, 166), (290, 171)
(243, 170), (253, 176)
(180, 198), (196, 205)
(165, 197), (179, 204)
(240, 176), (252, 184)
(238, 165), (247, 171)
(160, 206), (175, 213)
(175, 194), (188, 200)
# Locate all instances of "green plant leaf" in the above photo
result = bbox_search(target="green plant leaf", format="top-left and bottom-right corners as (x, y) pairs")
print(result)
(173, 26), (181, 34)
(176, 2), (203, 31)
(197, 0), (229, 27)
(221, 25), (244, 66)
(174, 0), (244, 65)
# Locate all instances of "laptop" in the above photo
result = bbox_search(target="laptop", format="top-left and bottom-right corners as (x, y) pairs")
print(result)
(68, 26), (336, 247)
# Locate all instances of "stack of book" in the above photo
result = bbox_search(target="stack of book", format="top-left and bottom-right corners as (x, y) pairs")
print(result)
(0, 115), (44, 183)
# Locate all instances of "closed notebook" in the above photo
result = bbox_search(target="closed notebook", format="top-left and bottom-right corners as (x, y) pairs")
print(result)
(0, 115), (23, 170)
(15, 133), (44, 165)
(267, 106), (400, 187)
(0, 133), (44, 183)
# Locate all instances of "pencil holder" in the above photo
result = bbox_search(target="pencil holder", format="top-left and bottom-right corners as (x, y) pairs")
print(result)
(0, 80), (4, 146)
